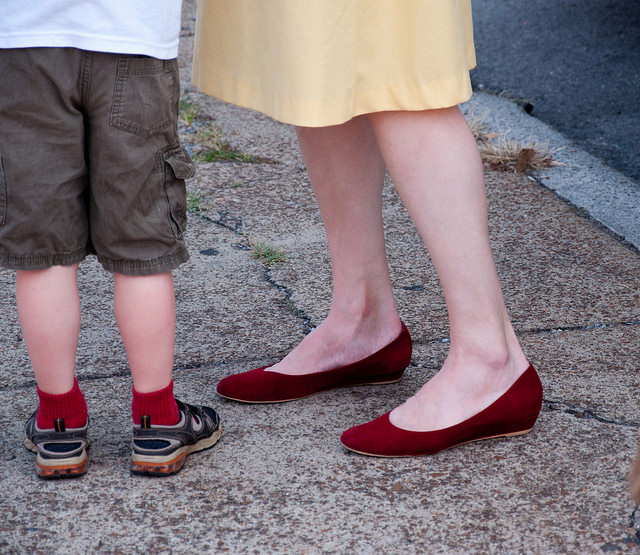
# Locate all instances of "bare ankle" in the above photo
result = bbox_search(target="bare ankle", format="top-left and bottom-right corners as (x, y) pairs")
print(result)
(448, 340), (521, 375)
(329, 295), (400, 334)
(448, 322), (527, 374)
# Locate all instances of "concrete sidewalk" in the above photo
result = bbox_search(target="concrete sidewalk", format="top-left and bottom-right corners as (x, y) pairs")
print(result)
(1, 3), (639, 553)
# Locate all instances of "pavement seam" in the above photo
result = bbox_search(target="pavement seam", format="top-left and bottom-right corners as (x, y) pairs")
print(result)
(3, 358), (272, 392)
(544, 399), (640, 429)
(9, 376), (639, 431)
(190, 207), (246, 235)
(189, 207), (316, 335)
(260, 266), (315, 334)
(408, 316), (640, 347)
(518, 317), (640, 336)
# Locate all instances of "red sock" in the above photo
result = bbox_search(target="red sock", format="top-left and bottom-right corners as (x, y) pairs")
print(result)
(36, 378), (88, 429)
(131, 381), (179, 426)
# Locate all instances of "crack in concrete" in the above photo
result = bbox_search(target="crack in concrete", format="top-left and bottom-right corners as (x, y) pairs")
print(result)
(261, 267), (315, 335)
(1, 358), (274, 392)
(408, 316), (640, 349)
(191, 207), (640, 361)
(190, 207), (315, 335)
(544, 398), (640, 429)
(191, 209), (246, 234)
(520, 318), (640, 336)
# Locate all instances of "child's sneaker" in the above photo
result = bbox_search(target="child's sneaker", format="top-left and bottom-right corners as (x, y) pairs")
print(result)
(130, 400), (221, 476)
(24, 412), (89, 479)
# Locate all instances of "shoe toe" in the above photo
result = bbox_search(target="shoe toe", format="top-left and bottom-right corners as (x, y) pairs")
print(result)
(341, 413), (395, 455)
(339, 426), (361, 450)
(217, 367), (290, 402)
(217, 368), (264, 401)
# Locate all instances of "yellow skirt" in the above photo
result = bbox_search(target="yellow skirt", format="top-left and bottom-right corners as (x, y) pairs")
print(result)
(193, 0), (476, 127)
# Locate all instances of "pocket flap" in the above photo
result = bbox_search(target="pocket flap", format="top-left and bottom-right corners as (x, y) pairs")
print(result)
(164, 148), (196, 179)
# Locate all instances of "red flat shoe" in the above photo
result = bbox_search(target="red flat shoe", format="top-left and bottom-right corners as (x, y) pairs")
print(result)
(216, 323), (412, 403)
(340, 364), (542, 457)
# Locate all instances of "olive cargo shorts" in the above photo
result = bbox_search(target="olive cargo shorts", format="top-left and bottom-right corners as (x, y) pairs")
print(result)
(0, 48), (194, 275)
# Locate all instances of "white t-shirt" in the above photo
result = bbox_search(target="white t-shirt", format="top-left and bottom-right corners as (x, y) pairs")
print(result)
(0, 0), (183, 59)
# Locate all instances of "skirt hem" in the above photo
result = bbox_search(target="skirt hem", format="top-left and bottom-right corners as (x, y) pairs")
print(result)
(192, 70), (476, 128)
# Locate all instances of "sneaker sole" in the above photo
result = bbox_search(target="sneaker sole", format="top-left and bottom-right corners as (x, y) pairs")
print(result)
(130, 426), (222, 477)
(24, 436), (88, 479)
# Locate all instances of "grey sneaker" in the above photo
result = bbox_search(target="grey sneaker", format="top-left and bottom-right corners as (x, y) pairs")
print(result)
(130, 400), (221, 476)
(24, 412), (89, 479)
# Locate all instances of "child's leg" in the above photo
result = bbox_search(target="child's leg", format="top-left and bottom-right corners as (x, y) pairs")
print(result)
(115, 271), (222, 476)
(114, 272), (179, 425)
(114, 272), (175, 392)
(16, 264), (88, 429)
(16, 265), (79, 392)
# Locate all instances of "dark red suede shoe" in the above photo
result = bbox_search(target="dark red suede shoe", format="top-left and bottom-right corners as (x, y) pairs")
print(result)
(216, 323), (412, 403)
(340, 364), (542, 457)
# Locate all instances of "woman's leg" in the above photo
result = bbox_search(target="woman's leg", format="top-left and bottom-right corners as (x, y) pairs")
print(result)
(269, 116), (402, 375)
(367, 107), (529, 431)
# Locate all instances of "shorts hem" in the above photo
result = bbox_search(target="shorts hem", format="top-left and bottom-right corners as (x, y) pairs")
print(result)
(0, 247), (90, 270)
(98, 247), (189, 276)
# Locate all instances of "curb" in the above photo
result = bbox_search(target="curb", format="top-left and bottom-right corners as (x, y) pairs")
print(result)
(463, 92), (640, 251)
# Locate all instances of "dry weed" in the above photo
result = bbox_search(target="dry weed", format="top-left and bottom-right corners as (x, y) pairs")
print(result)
(479, 135), (562, 173)
(465, 107), (561, 173)
(467, 108), (490, 142)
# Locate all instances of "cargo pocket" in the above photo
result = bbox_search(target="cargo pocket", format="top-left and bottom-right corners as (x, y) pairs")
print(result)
(163, 147), (196, 238)
(0, 155), (6, 226)
(110, 57), (178, 137)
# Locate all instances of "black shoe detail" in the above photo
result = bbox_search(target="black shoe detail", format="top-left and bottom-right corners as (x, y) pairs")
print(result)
(24, 411), (89, 479)
(130, 400), (221, 477)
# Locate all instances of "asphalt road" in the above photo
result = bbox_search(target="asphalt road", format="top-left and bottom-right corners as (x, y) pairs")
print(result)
(471, 0), (640, 183)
